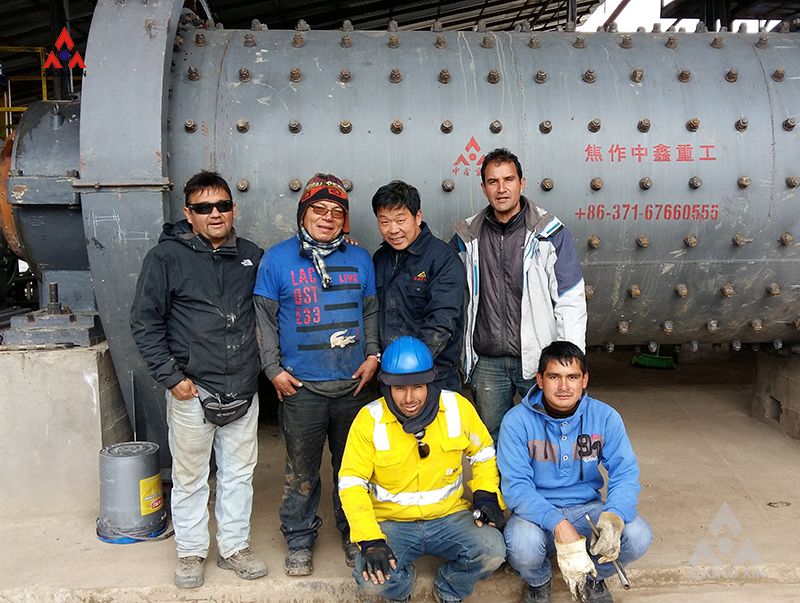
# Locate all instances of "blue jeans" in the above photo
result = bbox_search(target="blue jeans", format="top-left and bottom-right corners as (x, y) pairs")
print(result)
(353, 510), (506, 602)
(278, 386), (370, 549)
(504, 500), (653, 587)
(470, 355), (537, 442)
(166, 390), (259, 559)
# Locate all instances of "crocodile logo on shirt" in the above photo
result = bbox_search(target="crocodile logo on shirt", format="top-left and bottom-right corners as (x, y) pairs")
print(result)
(330, 329), (357, 348)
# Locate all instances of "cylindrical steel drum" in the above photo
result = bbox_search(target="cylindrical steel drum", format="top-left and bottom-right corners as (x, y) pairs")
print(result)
(1, 0), (796, 468)
(97, 441), (167, 543)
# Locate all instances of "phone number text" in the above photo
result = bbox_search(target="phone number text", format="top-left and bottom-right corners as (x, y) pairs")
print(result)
(575, 204), (719, 221)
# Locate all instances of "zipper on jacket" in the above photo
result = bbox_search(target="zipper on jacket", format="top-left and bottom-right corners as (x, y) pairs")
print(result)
(500, 233), (507, 354)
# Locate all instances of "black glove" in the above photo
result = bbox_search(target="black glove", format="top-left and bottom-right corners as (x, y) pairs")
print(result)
(473, 490), (506, 530)
(359, 539), (396, 580)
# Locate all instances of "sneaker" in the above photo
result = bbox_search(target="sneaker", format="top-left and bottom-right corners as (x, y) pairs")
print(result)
(584, 578), (614, 603)
(524, 579), (551, 603)
(341, 534), (359, 567)
(174, 556), (205, 588)
(285, 547), (314, 576)
(386, 597), (411, 603)
(217, 547), (267, 580)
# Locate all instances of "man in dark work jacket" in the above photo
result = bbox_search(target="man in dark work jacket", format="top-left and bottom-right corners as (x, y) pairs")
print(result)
(372, 180), (467, 392)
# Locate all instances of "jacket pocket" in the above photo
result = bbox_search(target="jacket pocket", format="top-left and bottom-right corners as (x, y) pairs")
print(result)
(406, 281), (429, 311)
(374, 449), (402, 467)
(184, 343), (203, 378)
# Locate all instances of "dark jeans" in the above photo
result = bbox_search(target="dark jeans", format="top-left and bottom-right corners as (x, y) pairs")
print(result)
(470, 355), (537, 442)
(278, 386), (370, 549)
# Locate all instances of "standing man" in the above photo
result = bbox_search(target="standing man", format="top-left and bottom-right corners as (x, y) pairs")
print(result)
(131, 171), (267, 588)
(498, 341), (652, 603)
(451, 148), (587, 442)
(254, 173), (380, 576)
(372, 180), (466, 392)
(339, 336), (506, 603)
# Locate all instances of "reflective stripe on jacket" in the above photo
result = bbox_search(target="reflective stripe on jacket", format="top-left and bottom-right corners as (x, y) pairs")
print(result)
(339, 390), (501, 543)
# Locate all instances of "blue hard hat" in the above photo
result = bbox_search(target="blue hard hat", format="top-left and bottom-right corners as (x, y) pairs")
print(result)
(378, 336), (437, 386)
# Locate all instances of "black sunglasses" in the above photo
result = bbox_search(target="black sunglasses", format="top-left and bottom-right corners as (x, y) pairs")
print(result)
(188, 200), (234, 214)
(414, 430), (430, 459)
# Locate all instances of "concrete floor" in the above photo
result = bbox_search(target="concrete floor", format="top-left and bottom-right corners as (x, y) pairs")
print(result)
(2, 350), (800, 602)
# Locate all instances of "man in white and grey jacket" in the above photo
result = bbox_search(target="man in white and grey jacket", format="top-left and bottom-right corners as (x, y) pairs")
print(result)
(450, 148), (586, 442)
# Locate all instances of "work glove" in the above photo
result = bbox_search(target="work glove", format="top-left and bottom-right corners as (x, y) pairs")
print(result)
(589, 511), (625, 563)
(472, 490), (506, 530)
(359, 539), (396, 583)
(555, 537), (597, 602)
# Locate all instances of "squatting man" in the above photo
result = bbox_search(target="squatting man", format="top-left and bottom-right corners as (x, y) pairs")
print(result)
(339, 336), (506, 603)
(498, 341), (652, 603)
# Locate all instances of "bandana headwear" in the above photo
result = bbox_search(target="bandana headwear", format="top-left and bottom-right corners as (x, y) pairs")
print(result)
(297, 173), (350, 234)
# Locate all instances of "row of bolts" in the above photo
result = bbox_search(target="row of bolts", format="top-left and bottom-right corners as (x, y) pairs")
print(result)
(179, 19), (791, 53)
(587, 280), (793, 302)
(588, 232), (794, 249)
(181, 110), (797, 138)
(175, 169), (800, 195)
(599, 340), (800, 354)
(183, 63), (793, 87)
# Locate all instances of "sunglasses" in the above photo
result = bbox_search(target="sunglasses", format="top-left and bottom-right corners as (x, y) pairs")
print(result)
(414, 430), (430, 459)
(309, 203), (346, 219)
(188, 200), (234, 214)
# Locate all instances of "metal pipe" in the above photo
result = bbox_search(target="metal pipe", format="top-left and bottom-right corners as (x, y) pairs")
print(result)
(585, 513), (630, 590)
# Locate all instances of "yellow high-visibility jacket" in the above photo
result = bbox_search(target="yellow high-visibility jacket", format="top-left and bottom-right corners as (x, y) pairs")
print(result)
(338, 390), (502, 543)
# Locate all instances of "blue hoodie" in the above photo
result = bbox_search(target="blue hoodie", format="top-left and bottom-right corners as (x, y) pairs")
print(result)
(497, 385), (641, 533)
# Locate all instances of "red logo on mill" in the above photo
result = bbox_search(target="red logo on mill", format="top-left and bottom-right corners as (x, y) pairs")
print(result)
(452, 137), (485, 177)
(43, 27), (86, 69)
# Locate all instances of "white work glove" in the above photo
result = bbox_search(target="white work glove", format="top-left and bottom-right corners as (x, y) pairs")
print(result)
(555, 537), (597, 602)
(589, 511), (625, 563)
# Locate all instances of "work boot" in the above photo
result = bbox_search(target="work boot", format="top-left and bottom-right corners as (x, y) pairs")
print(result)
(217, 547), (267, 580)
(174, 556), (205, 588)
(524, 579), (551, 603)
(341, 533), (359, 567)
(584, 578), (614, 603)
(285, 547), (314, 576)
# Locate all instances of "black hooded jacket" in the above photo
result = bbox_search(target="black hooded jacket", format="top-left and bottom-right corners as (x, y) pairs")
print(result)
(130, 219), (263, 400)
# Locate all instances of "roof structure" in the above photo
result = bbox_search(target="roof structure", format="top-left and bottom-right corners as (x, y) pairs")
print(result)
(1, 0), (798, 113)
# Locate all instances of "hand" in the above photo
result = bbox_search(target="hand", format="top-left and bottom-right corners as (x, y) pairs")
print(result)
(472, 490), (506, 530)
(271, 370), (303, 401)
(344, 235), (360, 246)
(473, 503), (505, 530)
(170, 378), (198, 401)
(359, 540), (397, 585)
(352, 355), (379, 396)
(555, 536), (597, 602)
(590, 511), (625, 563)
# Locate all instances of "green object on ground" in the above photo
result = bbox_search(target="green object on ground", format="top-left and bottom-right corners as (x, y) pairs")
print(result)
(632, 347), (677, 370)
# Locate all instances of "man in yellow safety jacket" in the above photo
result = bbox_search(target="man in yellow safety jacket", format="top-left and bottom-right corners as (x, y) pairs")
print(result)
(338, 336), (506, 603)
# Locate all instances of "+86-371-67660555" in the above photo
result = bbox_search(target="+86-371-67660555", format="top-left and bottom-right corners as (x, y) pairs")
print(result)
(575, 203), (719, 221)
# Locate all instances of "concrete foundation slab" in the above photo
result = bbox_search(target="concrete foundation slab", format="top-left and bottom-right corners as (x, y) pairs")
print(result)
(1, 352), (799, 601)
(0, 342), (130, 516)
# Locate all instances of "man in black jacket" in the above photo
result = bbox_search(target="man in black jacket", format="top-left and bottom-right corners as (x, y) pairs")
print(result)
(372, 180), (467, 392)
(131, 171), (267, 588)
